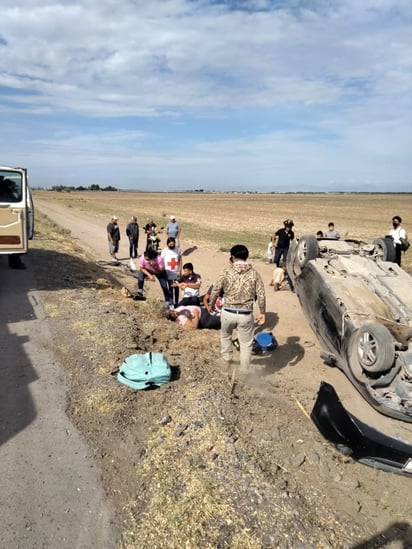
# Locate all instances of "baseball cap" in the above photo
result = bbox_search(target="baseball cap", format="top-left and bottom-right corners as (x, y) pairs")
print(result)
(112, 215), (119, 220)
(170, 215), (176, 220)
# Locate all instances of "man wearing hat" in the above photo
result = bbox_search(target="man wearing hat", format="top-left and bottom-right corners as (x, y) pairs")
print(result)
(271, 219), (295, 267)
(166, 215), (181, 248)
(107, 215), (121, 261)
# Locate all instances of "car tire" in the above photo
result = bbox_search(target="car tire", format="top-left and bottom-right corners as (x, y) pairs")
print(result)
(296, 235), (319, 268)
(349, 323), (395, 376)
(373, 237), (397, 262)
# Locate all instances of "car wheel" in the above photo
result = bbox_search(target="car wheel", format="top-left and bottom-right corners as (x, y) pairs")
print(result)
(296, 235), (319, 268)
(373, 237), (396, 262)
(349, 323), (395, 376)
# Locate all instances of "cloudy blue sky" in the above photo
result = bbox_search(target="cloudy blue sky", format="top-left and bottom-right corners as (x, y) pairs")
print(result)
(0, 0), (411, 192)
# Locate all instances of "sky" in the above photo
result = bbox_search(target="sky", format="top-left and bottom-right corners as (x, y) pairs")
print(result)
(0, 0), (411, 192)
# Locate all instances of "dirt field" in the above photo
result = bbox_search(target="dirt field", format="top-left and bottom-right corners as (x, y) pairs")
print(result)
(30, 192), (412, 548)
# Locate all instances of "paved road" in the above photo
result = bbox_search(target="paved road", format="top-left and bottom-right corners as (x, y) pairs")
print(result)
(0, 256), (118, 548)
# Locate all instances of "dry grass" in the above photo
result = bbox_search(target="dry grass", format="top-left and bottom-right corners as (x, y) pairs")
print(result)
(119, 381), (263, 549)
(33, 190), (412, 271)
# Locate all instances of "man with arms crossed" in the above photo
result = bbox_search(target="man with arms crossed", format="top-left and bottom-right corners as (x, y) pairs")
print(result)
(209, 244), (266, 373)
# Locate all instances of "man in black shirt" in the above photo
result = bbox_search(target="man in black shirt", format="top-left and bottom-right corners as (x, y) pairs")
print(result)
(107, 215), (120, 260)
(272, 219), (294, 267)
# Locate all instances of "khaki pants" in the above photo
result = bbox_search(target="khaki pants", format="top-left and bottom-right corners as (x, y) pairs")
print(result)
(220, 309), (254, 371)
(271, 267), (285, 289)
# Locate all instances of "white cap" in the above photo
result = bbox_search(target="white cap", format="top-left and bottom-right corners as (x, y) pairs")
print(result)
(112, 215), (119, 220)
(170, 215), (176, 219)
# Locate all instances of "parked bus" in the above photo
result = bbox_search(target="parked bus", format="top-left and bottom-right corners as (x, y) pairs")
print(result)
(0, 166), (34, 265)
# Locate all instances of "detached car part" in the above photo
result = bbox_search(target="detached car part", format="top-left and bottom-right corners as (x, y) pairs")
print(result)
(311, 382), (412, 477)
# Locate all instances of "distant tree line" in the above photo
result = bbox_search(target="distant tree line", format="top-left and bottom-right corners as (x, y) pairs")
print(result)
(49, 184), (118, 192)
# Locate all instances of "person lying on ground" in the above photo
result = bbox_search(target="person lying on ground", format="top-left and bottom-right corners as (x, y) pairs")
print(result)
(166, 305), (221, 330)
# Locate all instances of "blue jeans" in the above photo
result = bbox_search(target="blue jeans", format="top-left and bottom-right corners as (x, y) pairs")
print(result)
(167, 279), (179, 306)
(137, 271), (172, 304)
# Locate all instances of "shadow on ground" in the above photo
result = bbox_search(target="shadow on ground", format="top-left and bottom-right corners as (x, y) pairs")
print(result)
(29, 248), (126, 292)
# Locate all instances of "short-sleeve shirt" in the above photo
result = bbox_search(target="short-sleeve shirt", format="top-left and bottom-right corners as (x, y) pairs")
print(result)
(138, 254), (165, 274)
(389, 226), (406, 245)
(275, 228), (294, 248)
(166, 221), (181, 239)
(107, 222), (120, 242)
(179, 272), (201, 298)
(161, 247), (181, 280)
(325, 230), (340, 239)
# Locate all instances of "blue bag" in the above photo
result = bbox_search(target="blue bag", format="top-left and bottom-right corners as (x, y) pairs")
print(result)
(117, 352), (171, 390)
(252, 332), (277, 354)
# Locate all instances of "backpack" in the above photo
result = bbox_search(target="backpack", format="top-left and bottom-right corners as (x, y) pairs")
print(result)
(117, 352), (171, 390)
(400, 237), (410, 252)
(252, 332), (278, 354)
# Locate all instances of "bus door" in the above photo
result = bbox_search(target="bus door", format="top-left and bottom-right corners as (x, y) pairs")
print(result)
(0, 167), (33, 256)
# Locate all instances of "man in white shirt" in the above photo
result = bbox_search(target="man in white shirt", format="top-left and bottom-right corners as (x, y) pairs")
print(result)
(325, 222), (340, 239)
(389, 215), (407, 266)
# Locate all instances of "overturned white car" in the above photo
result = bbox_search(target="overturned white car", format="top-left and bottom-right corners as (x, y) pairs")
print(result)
(287, 235), (412, 422)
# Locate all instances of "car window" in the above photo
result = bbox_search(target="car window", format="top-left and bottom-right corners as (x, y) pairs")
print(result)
(0, 172), (23, 203)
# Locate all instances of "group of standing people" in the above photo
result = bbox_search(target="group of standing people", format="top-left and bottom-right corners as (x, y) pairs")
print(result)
(266, 215), (408, 269)
(268, 219), (343, 267)
(106, 214), (182, 261)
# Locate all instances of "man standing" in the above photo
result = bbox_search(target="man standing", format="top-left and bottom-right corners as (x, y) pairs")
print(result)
(166, 215), (181, 248)
(161, 237), (182, 307)
(209, 245), (265, 373)
(126, 216), (139, 259)
(107, 215), (120, 261)
(271, 219), (294, 267)
(325, 222), (340, 239)
(389, 215), (407, 266)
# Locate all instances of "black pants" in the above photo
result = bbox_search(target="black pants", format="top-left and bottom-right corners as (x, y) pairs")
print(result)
(178, 296), (200, 307)
(129, 238), (138, 258)
(168, 281), (180, 306)
(274, 247), (289, 267)
(395, 244), (402, 266)
(8, 254), (26, 269)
